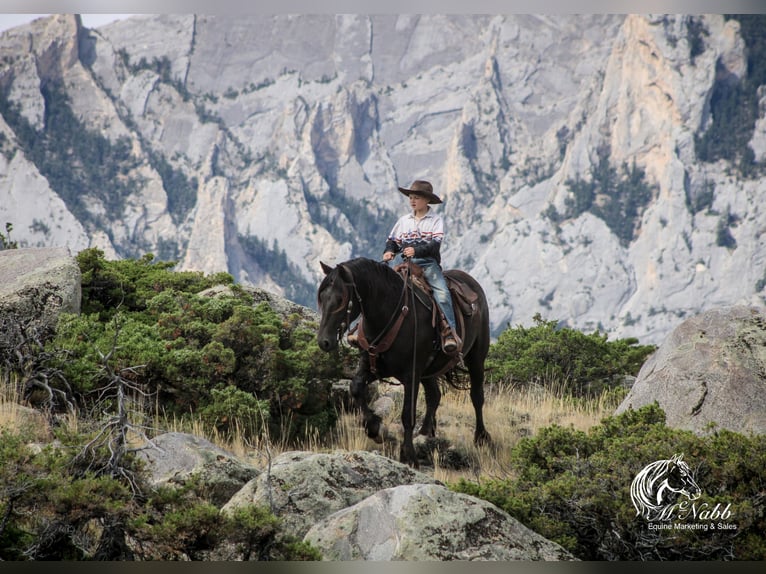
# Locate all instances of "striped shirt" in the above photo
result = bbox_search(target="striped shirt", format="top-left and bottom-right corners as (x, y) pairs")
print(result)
(385, 209), (445, 263)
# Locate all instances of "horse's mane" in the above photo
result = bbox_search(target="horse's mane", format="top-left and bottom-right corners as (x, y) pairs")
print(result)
(343, 257), (397, 278)
(318, 258), (402, 304)
(342, 258), (402, 291)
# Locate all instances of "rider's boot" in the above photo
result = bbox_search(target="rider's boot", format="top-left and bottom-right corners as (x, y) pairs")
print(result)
(346, 323), (360, 348)
(441, 320), (461, 355)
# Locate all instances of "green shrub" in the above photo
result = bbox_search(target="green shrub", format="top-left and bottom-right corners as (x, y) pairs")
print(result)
(198, 386), (270, 439)
(128, 482), (322, 560)
(77, 248), (234, 320)
(487, 313), (656, 396)
(50, 248), (351, 442)
(0, 428), (321, 560)
(220, 506), (323, 561)
(0, 428), (139, 560)
(0, 222), (18, 250)
(452, 404), (766, 560)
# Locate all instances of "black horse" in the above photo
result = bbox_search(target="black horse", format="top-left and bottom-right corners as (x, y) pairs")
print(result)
(316, 257), (491, 467)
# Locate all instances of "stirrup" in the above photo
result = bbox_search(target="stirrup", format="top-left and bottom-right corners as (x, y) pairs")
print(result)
(441, 327), (461, 355)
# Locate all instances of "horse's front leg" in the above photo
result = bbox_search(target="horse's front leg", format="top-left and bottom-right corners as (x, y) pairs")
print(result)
(418, 377), (440, 438)
(349, 355), (383, 443)
(399, 378), (420, 468)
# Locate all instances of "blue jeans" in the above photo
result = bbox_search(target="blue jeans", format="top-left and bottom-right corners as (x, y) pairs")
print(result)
(390, 254), (457, 333)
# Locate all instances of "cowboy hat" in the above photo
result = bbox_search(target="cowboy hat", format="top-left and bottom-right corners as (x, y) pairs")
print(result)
(397, 180), (442, 204)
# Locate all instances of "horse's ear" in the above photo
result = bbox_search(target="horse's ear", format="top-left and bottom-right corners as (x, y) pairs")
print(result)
(335, 263), (350, 281)
(320, 261), (334, 275)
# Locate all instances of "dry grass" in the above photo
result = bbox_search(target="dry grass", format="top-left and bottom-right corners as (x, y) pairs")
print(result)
(0, 377), (53, 442)
(276, 379), (623, 485)
(0, 378), (23, 429)
(429, 381), (622, 483)
(2, 371), (621, 487)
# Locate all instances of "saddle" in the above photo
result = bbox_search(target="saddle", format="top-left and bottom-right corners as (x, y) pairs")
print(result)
(394, 261), (479, 318)
(352, 261), (476, 374)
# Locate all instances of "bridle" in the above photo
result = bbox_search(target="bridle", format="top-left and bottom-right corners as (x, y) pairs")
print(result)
(319, 278), (351, 335)
(318, 273), (357, 345)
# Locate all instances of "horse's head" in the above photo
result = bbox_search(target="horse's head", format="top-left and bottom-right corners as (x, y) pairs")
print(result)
(316, 261), (358, 352)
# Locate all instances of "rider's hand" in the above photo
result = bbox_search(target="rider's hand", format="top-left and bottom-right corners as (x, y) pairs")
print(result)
(403, 247), (415, 258)
(383, 251), (394, 262)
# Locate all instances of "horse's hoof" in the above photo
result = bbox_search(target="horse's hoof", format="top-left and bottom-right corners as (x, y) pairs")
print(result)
(372, 424), (385, 444)
(400, 448), (419, 469)
(364, 415), (383, 441)
(474, 430), (492, 446)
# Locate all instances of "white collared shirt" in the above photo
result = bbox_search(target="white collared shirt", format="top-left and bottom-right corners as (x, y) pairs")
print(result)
(387, 209), (444, 247)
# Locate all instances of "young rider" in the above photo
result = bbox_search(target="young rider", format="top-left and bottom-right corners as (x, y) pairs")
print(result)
(382, 180), (461, 354)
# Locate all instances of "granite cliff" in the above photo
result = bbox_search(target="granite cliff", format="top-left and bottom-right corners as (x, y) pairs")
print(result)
(1, 14), (764, 343)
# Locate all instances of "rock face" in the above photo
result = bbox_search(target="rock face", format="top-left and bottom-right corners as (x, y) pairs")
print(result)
(221, 450), (440, 538)
(219, 450), (573, 561)
(2, 15), (766, 344)
(0, 247), (81, 335)
(615, 306), (766, 435)
(137, 432), (259, 507)
(304, 483), (575, 561)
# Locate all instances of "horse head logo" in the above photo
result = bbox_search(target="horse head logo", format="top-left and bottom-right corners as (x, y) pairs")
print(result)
(630, 454), (702, 520)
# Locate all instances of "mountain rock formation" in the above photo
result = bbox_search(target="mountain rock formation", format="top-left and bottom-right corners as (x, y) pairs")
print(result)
(615, 305), (766, 435)
(1, 14), (765, 343)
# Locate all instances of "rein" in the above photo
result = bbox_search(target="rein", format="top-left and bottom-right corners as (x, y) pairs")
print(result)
(408, 267), (418, 430)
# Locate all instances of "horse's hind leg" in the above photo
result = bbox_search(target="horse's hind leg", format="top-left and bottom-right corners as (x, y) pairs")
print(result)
(418, 377), (440, 438)
(465, 351), (492, 445)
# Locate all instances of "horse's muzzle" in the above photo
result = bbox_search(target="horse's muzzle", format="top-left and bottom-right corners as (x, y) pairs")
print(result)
(317, 336), (336, 352)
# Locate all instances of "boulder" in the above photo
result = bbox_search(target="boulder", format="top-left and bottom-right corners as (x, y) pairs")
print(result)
(221, 450), (440, 538)
(615, 305), (766, 435)
(136, 432), (259, 507)
(303, 483), (576, 561)
(0, 247), (81, 334)
(0, 403), (50, 441)
(242, 285), (320, 322)
(198, 283), (318, 322)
